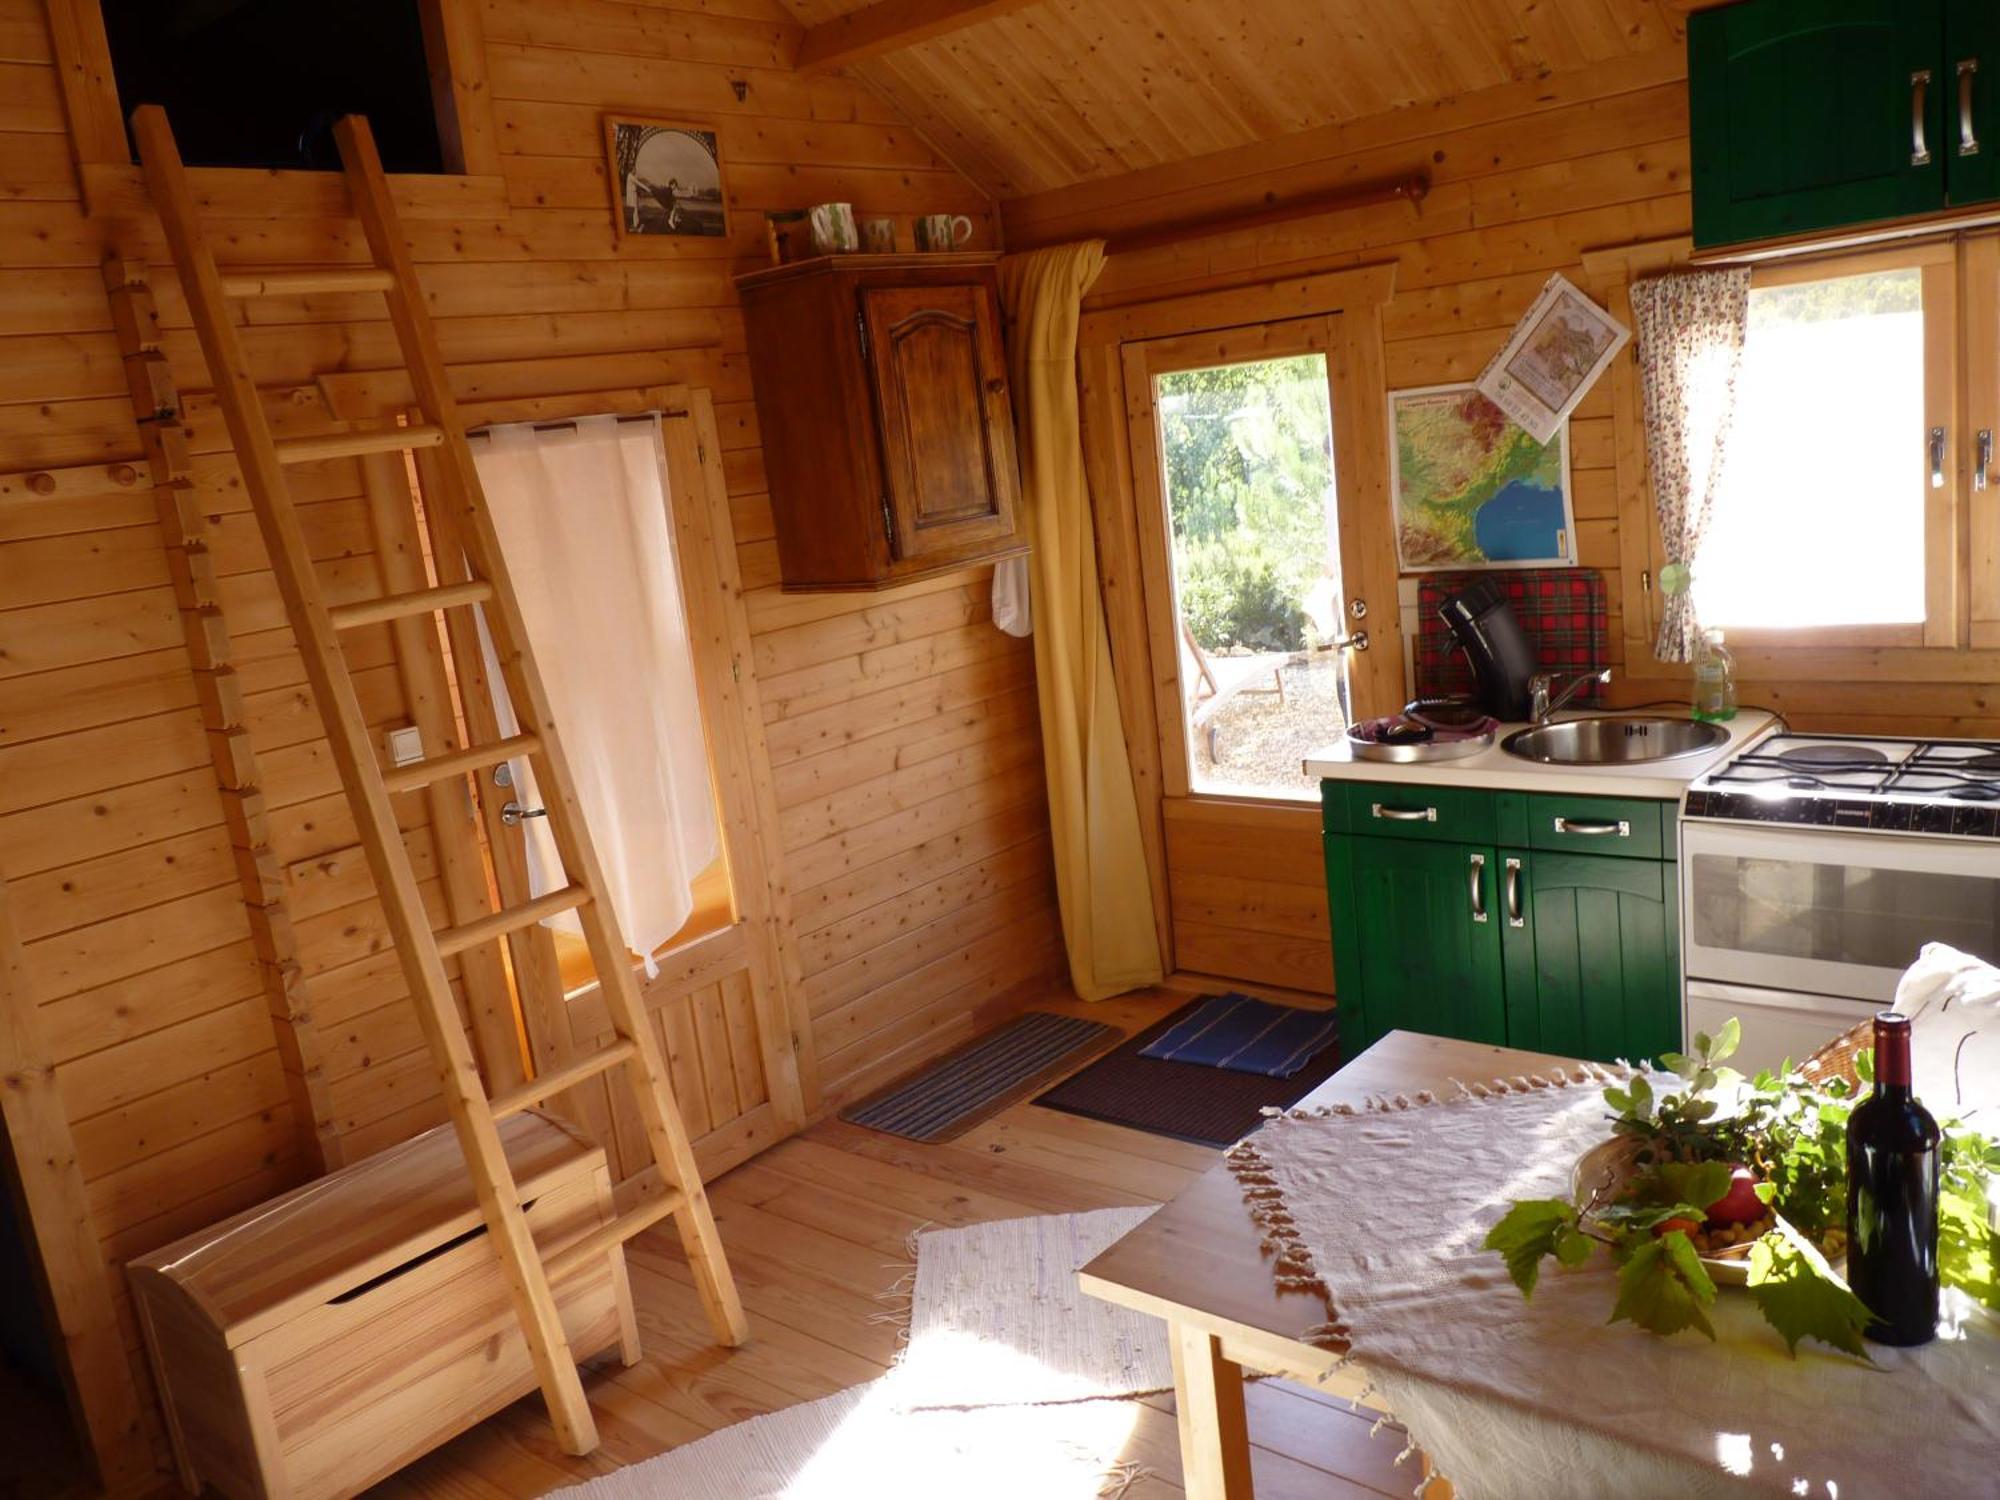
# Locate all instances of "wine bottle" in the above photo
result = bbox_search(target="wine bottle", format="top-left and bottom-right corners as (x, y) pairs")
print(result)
(1844, 1011), (1941, 1347)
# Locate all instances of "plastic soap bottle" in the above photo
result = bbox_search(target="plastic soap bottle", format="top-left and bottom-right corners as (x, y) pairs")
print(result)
(1691, 627), (1737, 722)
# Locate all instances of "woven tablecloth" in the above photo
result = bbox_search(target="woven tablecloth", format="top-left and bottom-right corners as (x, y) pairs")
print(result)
(1229, 1071), (2000, 1498)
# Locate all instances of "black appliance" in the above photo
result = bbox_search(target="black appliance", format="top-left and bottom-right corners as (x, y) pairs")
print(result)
(1438, 580), (1540, 721)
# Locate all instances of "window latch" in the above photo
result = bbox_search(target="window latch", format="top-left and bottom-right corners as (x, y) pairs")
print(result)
(1930, 425), (1948, 489)
(1978, 429), (1993, 493)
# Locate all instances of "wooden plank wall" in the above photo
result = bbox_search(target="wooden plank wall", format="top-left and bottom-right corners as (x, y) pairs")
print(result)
(1011, 50), (1695, 993)
(0, 0), (1061, 1480)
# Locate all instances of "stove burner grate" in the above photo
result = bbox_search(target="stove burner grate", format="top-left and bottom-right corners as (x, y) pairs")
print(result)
(1951, 782), (2000, 801)
(1774, 744), (1890, 768)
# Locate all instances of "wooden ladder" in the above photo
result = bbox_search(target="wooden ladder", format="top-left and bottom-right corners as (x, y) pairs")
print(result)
(131, 104), (748, 1456)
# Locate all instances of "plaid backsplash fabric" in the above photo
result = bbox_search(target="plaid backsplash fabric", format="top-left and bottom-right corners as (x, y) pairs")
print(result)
(1414, 569), (1607, 705)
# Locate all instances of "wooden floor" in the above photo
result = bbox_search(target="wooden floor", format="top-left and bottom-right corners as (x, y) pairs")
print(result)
(363, 987), (1420, 1498)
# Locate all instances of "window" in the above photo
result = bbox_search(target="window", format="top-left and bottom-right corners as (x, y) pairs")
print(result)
(1685, 245), (1955, 646)
(1153, 352), (1349, 798)
(102, 0), (447, 172)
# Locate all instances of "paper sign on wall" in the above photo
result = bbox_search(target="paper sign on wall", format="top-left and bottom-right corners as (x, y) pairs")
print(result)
(1474, 273), (1629, 444)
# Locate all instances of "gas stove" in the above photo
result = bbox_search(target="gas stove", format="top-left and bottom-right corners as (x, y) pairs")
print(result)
(1683, 732), (2000, 839)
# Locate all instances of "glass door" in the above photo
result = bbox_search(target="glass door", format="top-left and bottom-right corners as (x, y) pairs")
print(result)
(1124, 318), (1403, 801)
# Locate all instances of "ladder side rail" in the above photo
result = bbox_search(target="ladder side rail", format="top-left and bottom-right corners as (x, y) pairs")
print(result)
(130, 104), (601, 1456)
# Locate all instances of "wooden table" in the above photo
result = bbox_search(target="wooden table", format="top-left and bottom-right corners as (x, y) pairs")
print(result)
(1080, 1030), (1578, 1499)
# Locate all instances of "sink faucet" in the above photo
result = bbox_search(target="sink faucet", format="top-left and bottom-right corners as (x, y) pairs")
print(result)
(1529, 667), (1611, 725)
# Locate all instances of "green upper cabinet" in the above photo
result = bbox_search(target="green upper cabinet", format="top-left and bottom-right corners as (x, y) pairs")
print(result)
(1324, 833), (1507, 1060)
(1948, 0), (2000, 207)
(1499, 851), (1681, 1066)
(1690, 0), (1955, 247)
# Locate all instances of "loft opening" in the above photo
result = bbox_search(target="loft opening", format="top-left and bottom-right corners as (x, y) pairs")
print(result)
(98, 0), (451, 172)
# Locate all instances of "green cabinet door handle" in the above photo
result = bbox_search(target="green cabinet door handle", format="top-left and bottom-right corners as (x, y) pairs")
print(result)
(1553, 816), (1630, 837)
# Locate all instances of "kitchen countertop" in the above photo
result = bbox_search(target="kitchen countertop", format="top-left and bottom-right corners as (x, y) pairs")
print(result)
(1302, 709), (1776, 800)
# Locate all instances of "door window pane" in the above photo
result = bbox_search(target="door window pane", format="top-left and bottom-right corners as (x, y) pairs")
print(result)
(1156, 354), (1348, 798)
(1693, 266), (1926, 628)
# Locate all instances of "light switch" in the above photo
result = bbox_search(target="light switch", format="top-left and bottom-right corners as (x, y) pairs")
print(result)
(386, 725), (425, 767)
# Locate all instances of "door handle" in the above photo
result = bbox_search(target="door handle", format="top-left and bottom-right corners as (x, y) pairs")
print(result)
(1469, 853), (1488, 924)
(1371, 802), (1437, 822)
(1978, 429), (1993, 493)
(500, 801), (548, 827)
(1961, 59), (1981, 157)
(1326, 629), (1370, 653)
(1914, 68), (1934, 166)
(1553, 816), (1630, 837)
(1930, 425), (1948, 489)
(1504, 856), (1524, 929)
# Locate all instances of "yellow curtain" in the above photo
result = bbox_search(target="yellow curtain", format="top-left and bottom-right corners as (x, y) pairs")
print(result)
(998, 242), (1164, 1001)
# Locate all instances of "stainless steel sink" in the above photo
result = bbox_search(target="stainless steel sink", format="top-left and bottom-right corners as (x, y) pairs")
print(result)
(1500, 716), (1729, 765)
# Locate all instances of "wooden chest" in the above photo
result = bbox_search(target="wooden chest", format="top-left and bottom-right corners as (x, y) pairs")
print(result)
(129, 1111), (637, 1500)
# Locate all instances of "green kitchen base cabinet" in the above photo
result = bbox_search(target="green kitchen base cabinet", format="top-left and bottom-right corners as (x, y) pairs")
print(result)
(1324, 836), (1508, 1057)
(1325, 783), (1681, 1066)
(1498, 851), (1680, 1065)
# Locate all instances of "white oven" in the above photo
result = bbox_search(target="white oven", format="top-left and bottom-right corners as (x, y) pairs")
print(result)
(1680, 818), (2000, 1073)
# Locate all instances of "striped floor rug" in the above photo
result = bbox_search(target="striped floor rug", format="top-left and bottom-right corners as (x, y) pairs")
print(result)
(839, 1011), (1121, 1143)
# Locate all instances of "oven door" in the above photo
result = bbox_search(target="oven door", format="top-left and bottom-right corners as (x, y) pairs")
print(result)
(1681, 819), (2000, 1003)
(1684, 979), (1877, 1077)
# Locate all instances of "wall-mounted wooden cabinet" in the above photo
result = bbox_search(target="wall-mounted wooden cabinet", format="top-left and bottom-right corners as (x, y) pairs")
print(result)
(1691, 0), (2000, 248)
(735, 253), (1027, 591)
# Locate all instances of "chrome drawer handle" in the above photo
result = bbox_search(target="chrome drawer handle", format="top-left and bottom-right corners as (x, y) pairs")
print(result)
(1504, 856), (1524, 928)
(1914, 68), (1934, 166)
(1961, 58), (1981, 157)
(1372, 803), (1438, 822)
(1469, 853), (1487, 924)
(1553, 816), (1630, 837)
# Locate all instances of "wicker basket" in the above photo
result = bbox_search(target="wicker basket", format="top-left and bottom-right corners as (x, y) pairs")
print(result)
(1800, 1019), (1873, 1090)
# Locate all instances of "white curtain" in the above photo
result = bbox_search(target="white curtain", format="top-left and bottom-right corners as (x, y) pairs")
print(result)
(470, 415), (719, 973)
(1630, 269), (1751, 662)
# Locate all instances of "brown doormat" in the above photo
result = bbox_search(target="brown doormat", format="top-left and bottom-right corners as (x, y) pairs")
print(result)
(1033, 995), (1342, 1148)
(838, 1011), (1123, 1143)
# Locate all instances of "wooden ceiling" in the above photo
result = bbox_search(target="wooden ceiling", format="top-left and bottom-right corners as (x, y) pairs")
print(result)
(776, 0), (1692, 200)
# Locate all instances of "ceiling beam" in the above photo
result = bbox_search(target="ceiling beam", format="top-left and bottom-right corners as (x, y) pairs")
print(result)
(794, 0), (1044, 74)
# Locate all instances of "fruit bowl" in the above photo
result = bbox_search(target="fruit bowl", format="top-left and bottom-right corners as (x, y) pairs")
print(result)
(1569, 1137), (1818, 1287)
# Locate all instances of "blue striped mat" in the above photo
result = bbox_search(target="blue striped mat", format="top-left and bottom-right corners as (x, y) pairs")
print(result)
(839, 1011), (1119, 1143)
(1135, 993), (1338, 1079)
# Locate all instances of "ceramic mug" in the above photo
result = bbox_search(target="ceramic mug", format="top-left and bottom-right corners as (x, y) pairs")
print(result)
(808, 202), (858, 254)
(915, 213), (974, 251)
(860, 217), (897, 253)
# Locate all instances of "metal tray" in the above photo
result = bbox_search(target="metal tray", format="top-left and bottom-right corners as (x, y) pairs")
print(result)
(1345, 724), (1496, 763)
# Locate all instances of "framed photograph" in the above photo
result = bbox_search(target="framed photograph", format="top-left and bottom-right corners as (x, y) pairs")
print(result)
(604, 117), (728, 240)
(1387, 384), (1575, 572)
(1473, 273), (1628, 444)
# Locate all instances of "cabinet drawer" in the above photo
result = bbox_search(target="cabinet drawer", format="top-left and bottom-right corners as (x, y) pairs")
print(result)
(1515, 793), (1666, 860)
(1325, 780), (1497, 844)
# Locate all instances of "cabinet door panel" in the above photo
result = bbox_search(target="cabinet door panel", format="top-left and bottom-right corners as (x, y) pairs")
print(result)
(1948, 0), (2000, 205)
(1690, 0), (1945, 246)
(1501, 851), (1679, 1065)
(861, 283), (1020, 565)
(1326, 835), (1505, 1057)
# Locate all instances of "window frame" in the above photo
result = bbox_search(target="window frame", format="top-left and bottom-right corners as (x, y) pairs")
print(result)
(1607, 235), (1997, 681)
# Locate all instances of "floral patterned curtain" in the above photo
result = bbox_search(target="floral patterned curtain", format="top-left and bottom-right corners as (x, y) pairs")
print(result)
(1630, 268), (1751, 662)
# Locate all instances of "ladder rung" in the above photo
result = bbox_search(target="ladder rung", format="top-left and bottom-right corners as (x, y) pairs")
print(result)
(220, 268), (396, 298)
(544, 1190), (685, 1283)
(382, 732), (539, 796)
(488, 1038), (638, 1120)
(329, 579), (494, 630)
(435, 886), (589, 958)
(277, 425), (445, 464)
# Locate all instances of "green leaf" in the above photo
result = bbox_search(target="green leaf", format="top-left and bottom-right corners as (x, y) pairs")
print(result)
(1483, 1200), (1577, 1299)
(1602, 1085), (1632, 1114)
(1939, 1171), (1999, 1311)
(1652, 1161), (1732, 1213)
(1629, 1075), (1653, 1116)
(1609, 1233), (1716, 1340)
(1712, 1018), (1741, 1064)
(1554, 1224), (1594, 1268)
(1854, 1047), (1874, 1085)
(1745, 1236), (1873, 1359)
(1657, 1051), (1691, 1076)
